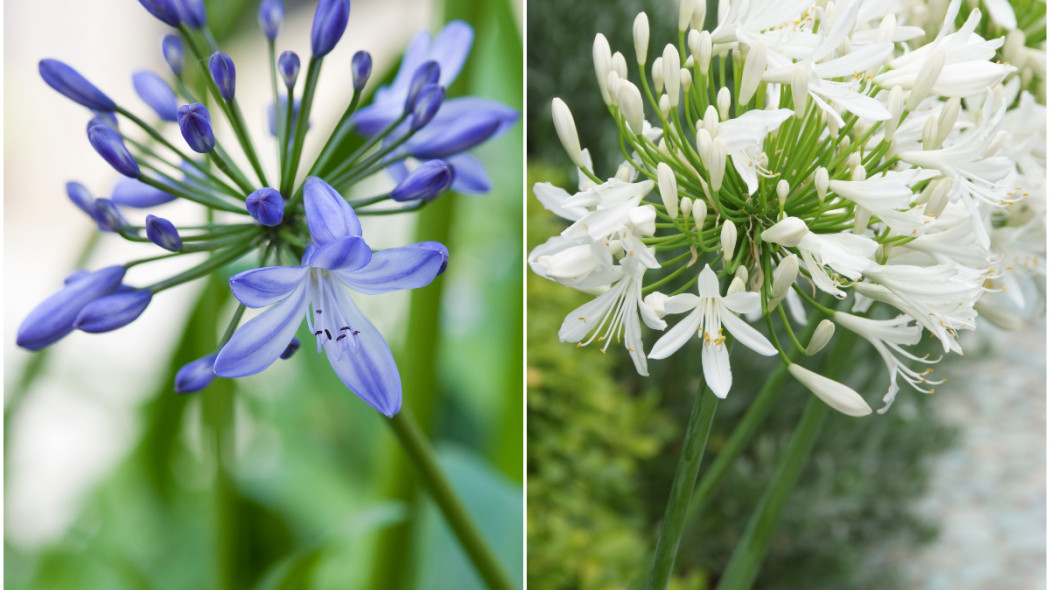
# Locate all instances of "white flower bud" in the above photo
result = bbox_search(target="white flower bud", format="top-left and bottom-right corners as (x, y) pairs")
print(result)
(692, 198), (707, 230)
(788, 363), (872, 417)
(593, 34), (613, 104)
(876, 13), (896, 45)
(611, 52), (628, 79)
(805, 320), (835, 355)
(633, 12), (650, 65)
(906, 48), (944, 110)
(698, 31), (712, 75)
(659, 93), (671, 118)
(936, 97), (960, 147)
(851, 163), (866, 182)
(1004, 29), (1028, 70)
(720, 219), (737, 260)
(739, 42), (767, 105)
(760, 216), (808, 247)
(615, 161), (633, 182)
(643, 291), (669, 319)
(984, 130), (1008, 158)
(884, 86), (904, 141)
(776, 179), (789, 208)
(791, 65), (809, 118)
(703, 105), (719, 136)
(771, 254), (799, 301)
(605, 71), (622, 103)
(846, 153), (862, 174)
(663, 44), (682, 108)
(552, 98), (587, 169)
(688, 29), (701, 61)
(680, 68), (692, 93)
(678, 0), (693, 32)
(925, 177), (951, 217)
(814, 167), (829, 204)
(709, 138), (727, 191)
(734, 264), (748, 285)
(627, 204), (657, 236)
(827, 112), (841, 137)
(657, 162), (679, 217)
(727, 276), (746, 296)
(652, 57), (665, 94)
(691, 0), (706, 30)
(680, 196), (693, 219)
(716, 87), (731, 120)
(852, 207), (871, 235)
(617, 80), (644, 134)
(922, 114), (939, 150)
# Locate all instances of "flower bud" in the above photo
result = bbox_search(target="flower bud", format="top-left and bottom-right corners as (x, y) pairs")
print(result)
(88, 125), (139, 178)
(884, 86), (903, 141)
(984, 130), (1008, 158)
(697, 31), (712, 75)
(761, 216), (809, 247)
(16, 266), (126, 350)
(814, 167), (829, 203)
(280, 338), (301, 360)
(776, 179), (789, 208)
(258, 0), (284, 41)
(788, 363), (872, 416)
(617, 80), (644, 135)
(662, 44), (681, 108)
(657, 162), (678, 217)
(643, 292), (669, 319)
(311, 0), (350, 57)
(351, 51), (372, 92)
(720, 220), (737, 260)
(680, 68), (692, 93)
(278, 51), (300, 88)
(692, 198), (707, 230)
(67, 181), (97, 217)
(687, 29), (701, 60)
(924, 177), (951, 217)
(791, 64), (809, 118)
(605, 71), (622, 104)
(691, 0), (706, 29)
(678, 0), (693, 32)
(659, 94), (671, 119)
(771, 254), (799, 302)
(708, 138), (727, 191)
(651, 57), (664, 94)
(174, 0), (205, 28)
(246, 187), (285, 226)
(93, 198), (128, 232)
(727, 275), (746, 296)
(716, 87), (731, 120)
(552, 98), (586, 169)
(935, 97), (960, 147)
(175, 354), (218, 393)
(38, 59), (116, 112)
(680, 196), (693, 219)
(137, 0), (181, 27)
(209, 52), (236, 101)
(633, 12), (649, 65)
(177, 103), (215, 153)
(132, 71), (178, 122)
(145, 214), (183, 251)
(391, 160), (453, 202)
(74, 290), (153, 333)
(161, 35), (183, 76)
(611, 52), (628, 80)
(411, 84), (445, 131)
(411, 112), (501, 159)
(739, 42), (766, 105)
(906, 48), (944, 110)
(593, 33), (613, 104)
(404, 61), (441, 113)
(112, 178), (176, 208)
(805, 320), (835, 355)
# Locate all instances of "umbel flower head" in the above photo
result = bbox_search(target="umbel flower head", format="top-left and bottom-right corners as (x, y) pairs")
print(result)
(531, 0), (1045, 415)
(18, 0), (517, 416)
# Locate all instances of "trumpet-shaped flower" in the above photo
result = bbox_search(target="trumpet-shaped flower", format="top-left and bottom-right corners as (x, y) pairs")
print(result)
(649, 265), (776, 397)
(213, 178), (447, 416)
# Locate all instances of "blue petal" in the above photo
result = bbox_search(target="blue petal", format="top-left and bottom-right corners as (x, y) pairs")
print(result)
(132, 71), (178, 122)
(110, 178), (176, 207)
(214, 282), (308, 377)
(305, 236), (372, 271)
(430, 21), (473, 87)
(447, 153), (491, 193)
(422, 97), (520, 137)
(350, 101), (402, 137)
(74, 290), (152, 333)
(326, 287), (402, 416)
(332, 242), (447, 295)
(17, 266), (126, 350)
(228, 265), (308, 308)
(303, 177), (361, 244)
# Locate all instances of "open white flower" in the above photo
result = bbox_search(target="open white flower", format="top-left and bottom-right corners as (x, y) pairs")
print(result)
(649, 265), (776, 397)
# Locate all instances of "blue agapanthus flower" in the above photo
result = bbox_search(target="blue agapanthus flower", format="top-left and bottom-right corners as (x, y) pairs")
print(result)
(17, 0), (517, 416)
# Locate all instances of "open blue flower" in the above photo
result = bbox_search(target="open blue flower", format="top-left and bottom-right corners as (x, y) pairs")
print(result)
(213, 177), (447, 416)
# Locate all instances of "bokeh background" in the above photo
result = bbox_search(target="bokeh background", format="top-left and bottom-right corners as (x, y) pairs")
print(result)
(526, 1), (1046, 588)
(5, 1), (523, 588)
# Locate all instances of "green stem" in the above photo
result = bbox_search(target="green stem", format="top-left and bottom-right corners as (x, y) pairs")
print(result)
(386, 407), (515, 590)
(202, 327), (236, 590)
(644, 383), (719, 590)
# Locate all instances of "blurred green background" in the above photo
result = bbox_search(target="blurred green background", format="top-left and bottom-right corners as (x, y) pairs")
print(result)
(5, 1), (523, 589)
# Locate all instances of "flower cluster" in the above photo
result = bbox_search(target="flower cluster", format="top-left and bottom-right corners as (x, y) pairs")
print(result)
(531, 0), (1044, 415)
(18, 0), (517, 416)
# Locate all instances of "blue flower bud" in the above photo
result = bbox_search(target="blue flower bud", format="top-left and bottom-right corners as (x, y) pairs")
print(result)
(410, 84), (445, 131)
(17, 266), (126, 350)
(280, 338), (300, 360)
(258, 0), (284, 41)
(174, 0), (206, 28)
(132, 71), (178, 122)
(137, 0), (182, 27)
(87, 125), (140, 177)
(411, 112), (502, 159)
(310, 0), (350, 57)
(278, 51), (300, 88)
(162, 35), (184, 76)
(390, 160), (453, 203)
(146, 214), (183, 251)
(175, 355), (218, 393)
(111, 178), (177, 207)
(74, 290), (153, 333)
(177, 103), (215, 153)
(175, 354), (218, 393)
(66, 181), (97, 217)
(93, 198), (128, 232)
(208, 52), (236, 101)
(38, 59), (116, 112)
(246, 187), (285, 226)
(404, 61), (441, 113)
(351, 51), (372, 92)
